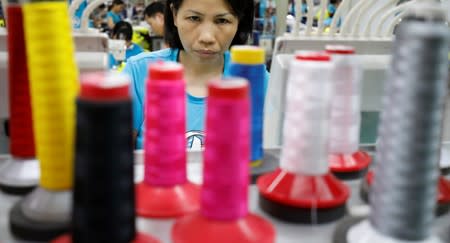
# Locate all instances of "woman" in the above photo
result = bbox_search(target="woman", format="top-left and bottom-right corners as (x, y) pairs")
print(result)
(123, 0), (269, 149)
(107, 0), (125, 30)
(109, 21), (144, 70)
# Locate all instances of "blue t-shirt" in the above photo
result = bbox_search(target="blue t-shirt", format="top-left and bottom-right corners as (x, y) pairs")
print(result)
(72, 0), (87, 29)
(123, 48), (269, 150)
(109, 43), (144, 69)
(107, 11), (122, 25)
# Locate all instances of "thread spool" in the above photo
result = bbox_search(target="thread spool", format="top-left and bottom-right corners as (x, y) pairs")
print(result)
(25, 1), (77, 191)
(334, 3), (449, 243)
(0, 3), (39, 194)
(257, 51), (350, 224)
(326, 45), (371, 180)
(229, 45), (265, 165)
(172, 78), (275, 243)
(229, 45), (278, 182)
(135, 61), (200, 218)
(51, 72), (159, 243)
(361, 171), (450, 216)
(9, 2), (78, 241)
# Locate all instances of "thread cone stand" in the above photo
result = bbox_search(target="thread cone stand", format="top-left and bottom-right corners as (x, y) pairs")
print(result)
(172, 212), (275, 243)
(0, 154), (11, 163)
(437, 177), (450, 216)
(333, 218), (443, 243)
(52, 232), (160, 243)
(0, 157), (39, 194)
(360, 172), (450, 216)
(332, 216), (365, 243)
(9, 187), (71, 241)
(329, 151), (371, 180)
(250, 148), (280, 183)
(440, 147), (450, 175)
(257, 168), (350, 223)
(136, 182), (200, 218)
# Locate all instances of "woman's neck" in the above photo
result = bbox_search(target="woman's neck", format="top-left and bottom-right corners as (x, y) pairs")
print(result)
(179, 50), (224, 97)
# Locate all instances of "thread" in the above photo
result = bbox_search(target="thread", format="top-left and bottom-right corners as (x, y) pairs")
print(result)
(73, 72), (135, 243)
(229, 46), (265, 163)
(369, 5), (449, 240)
(23, 2), (78, 190)
(7, 5), (35, 158)
(280, 52), (333, 175)
(326, 45), (361, 155)
(201, 78), (250, 221)
(144, 62), (186, 186)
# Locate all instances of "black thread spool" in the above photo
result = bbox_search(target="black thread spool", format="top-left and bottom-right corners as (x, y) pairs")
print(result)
(51, 73), (159, 243)
(73, 73), (135, 243)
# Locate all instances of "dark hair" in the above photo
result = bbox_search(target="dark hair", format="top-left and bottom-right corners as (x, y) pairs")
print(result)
(144, 1), (165, 18)
(112, 0), (125, 6)
(112, 21), (133, 41)
(164, 0), (254, 49)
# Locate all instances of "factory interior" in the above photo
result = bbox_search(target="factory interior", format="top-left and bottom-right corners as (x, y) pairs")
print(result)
(0, 0), (450, 242)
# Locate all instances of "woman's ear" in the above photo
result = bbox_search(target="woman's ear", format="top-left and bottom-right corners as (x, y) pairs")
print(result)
(171, 4), (178, 27)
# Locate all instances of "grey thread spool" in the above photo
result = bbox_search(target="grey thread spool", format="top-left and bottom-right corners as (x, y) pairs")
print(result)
(369, 3), (449, 241)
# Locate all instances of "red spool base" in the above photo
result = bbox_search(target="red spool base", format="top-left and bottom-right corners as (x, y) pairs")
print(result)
(51, 232), (160, 243)
(171, 212), (275, 243)
(438, 176), (450, 203)
(365, 170), (374, 185)
(257, 169), (350, 223)
(329, 151), (371, 179)
(257, 168), (350, 208)
(136, 182), (200, 218)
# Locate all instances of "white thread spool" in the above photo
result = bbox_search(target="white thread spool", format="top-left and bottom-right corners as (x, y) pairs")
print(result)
(326, 45), (362, 155)
(280, 51), (333, 176)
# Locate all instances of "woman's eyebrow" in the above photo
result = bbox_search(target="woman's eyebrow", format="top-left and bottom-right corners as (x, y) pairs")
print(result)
(215, 13), (234, 18)
(185, 10), (204, 16)
(184, 9), (233, 17)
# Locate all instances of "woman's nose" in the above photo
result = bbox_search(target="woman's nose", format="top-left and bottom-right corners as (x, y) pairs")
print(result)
(198, 22), (216, 45)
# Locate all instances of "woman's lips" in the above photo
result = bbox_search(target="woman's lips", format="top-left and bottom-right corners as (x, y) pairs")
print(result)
(196, 50), (217, 57)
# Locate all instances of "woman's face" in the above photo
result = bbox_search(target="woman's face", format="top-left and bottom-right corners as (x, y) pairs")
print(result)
(173, 0), (239, 63)
(113, 4), (125, 13)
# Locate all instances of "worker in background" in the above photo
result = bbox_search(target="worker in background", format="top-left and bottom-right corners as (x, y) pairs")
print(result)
(90, 4), (108, 30)
(0, 3), (4, 27)
(109, 21), (144, 70)
(107, 0), (125, 30)
(315, 0), (341, 28)
(144, 1), (165, 37)
(123, 0), (269, 150)
(131, 1), (146, 22)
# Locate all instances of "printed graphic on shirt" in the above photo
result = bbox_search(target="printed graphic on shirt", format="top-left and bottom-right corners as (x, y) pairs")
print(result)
(186, 130), (205, 151)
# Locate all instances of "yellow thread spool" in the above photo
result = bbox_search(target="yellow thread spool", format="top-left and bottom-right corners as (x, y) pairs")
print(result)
(230, 46), (265, 65)
(23, 2), (78, 190)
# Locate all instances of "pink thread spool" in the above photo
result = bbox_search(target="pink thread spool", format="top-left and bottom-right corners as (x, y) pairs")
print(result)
(135, 61), (200, 218)
(202, 78), (251, 220)
(172, 78), (275, 243)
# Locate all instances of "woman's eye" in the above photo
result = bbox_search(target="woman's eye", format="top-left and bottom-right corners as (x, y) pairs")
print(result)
(215, 18), (231, 24)
(187, 16), (200, 22)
